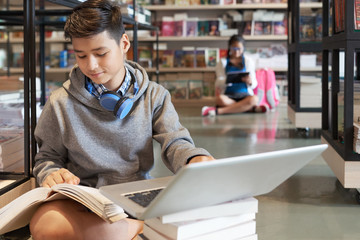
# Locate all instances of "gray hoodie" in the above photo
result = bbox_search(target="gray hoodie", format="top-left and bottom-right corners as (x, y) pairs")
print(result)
(33, 61), (210, 188)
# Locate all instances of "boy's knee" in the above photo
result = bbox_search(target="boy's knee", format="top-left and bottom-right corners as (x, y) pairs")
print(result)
(30, 200), (80, 240)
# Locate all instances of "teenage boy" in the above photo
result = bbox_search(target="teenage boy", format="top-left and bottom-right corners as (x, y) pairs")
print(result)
(30, 0), (214, 239)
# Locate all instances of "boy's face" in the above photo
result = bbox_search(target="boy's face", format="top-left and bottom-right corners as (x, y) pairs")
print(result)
(72, 31), (130, 91)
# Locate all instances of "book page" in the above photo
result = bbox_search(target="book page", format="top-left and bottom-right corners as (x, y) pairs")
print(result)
(0, 187), (50, 235)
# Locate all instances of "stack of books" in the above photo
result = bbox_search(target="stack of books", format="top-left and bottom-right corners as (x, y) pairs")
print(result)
(137, 197), (258, 240)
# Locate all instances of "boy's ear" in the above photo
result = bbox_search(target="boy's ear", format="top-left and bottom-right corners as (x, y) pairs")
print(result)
(121, 34), (131, 53)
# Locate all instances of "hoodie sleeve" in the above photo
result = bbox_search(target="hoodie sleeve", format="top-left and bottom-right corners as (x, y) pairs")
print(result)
(33, 95), (68, 185)
(151, 88), (211, 173)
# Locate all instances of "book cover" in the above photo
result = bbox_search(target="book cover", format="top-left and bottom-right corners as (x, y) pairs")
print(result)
(206, 48), (219, 67)
(182, 47), (195, 68)
(161, 17), (175, 36)
(173, 50), (185, 67)
(197, 20), (209, 36)
(138, 46), (153, 68)
(195, 48), (206, 68)
(253, 21), (264, 35)
(186, 18), (198, 37)
(0, 183), (127, 235)
(208, 19), (220, 36)
(299, 14), (316, 42)
(355, 0), (360, 30)
(273, 20), (287, 35)
(145, 214), (256, 240)
(158, 50), (174, 68)
(242, 21), (253, 35)
(188, 80), (203, 99)
(172, 80), (188, 99)
(174, 20), (186, 37)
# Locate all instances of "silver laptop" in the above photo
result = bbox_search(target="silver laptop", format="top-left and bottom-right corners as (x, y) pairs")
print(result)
(99, 144), (327, 220)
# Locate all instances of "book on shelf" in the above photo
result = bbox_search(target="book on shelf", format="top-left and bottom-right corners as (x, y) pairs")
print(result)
(0, 183), (128, 235)
(182, 47), (196, 68)
(208, 19), (220, 36)
(162, 16), (175, 36)
(173, 50), (185, 67)
(186, 18), (198, 37)
(355, 0), (360, 30)
(195, 48), (206, 68)
(0, 91), (22, 103)
(174, 13), (188, 37)
(188, 80), (203, 99)
(158, 50), (174, 68)
(334, 0), (345, 33)
(206, 48), (219, 67)
(197, 20), (209, 36)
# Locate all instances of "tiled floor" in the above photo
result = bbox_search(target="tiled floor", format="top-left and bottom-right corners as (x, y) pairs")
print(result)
(160, 103), (360, 240)
(3, 102), (360, 240)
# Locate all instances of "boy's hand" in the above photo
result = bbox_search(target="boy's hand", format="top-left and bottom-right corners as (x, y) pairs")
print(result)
(188, 155), (215, 164)
(42, 168), (80, 188)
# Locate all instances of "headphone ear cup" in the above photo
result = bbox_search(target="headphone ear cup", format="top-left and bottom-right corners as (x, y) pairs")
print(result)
(114, 98), (134, 119)
(99, 92), (121, 111)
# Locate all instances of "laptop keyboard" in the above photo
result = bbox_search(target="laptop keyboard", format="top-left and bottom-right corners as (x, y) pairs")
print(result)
(124, 188), (163, 207)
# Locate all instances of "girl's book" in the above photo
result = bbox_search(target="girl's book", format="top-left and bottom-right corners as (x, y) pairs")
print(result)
(0, 183), (127, 235)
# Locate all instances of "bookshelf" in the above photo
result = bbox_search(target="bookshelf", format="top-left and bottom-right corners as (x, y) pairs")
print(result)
(141, 1), (289, 107)
(321, 0), (360, 190)
(287, 0), (323, 129)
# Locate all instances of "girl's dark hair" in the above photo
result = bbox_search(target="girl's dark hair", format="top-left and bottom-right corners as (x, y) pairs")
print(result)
(64, 0), (125, 45)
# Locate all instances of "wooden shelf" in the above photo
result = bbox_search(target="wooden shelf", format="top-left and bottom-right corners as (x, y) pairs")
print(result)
(321, 137), (360, 188)
(139, 35), (287, 42)
(287, 105), (321, 129)
(145, 3), (287, 11)
(172, 98), (216, 107)
(146, 67), (216, 73)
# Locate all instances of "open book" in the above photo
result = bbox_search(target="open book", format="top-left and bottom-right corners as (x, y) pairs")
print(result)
(0, 183), (127, 235)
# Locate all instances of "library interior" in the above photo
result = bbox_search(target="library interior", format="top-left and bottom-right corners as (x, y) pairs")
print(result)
(1, 0), (360, 239)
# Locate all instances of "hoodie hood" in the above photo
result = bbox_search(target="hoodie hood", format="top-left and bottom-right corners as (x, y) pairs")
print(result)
(62, 60), (150, 112)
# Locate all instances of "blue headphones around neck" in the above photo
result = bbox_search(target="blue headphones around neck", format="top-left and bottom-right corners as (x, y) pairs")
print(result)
(85, 71), (139, 119)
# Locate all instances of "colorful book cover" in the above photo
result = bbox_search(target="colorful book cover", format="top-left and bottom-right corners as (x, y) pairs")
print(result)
(188, 80), (203, 99)
(174, 20), (185, 37)
(206, 48), (219, 67)
(299, 15), (316, 42)
(182, 48), (195, 68)
(242, 21), (253, 35)
(273, 20), (286, 35)
(208, 19), (219, 36)
(173, 50), (185, 67)
(253, 21), (264, 35)
(195, 49), (206, 68)
(157, 50), (174, 68)
(186, 18), (198, 37)
(138, 46), (152, 68)
(161, 17), (175, 36)
(197, 20), (209, 36)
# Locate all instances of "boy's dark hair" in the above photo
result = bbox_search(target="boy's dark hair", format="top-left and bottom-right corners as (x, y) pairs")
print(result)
(64, 0), (125, 44)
